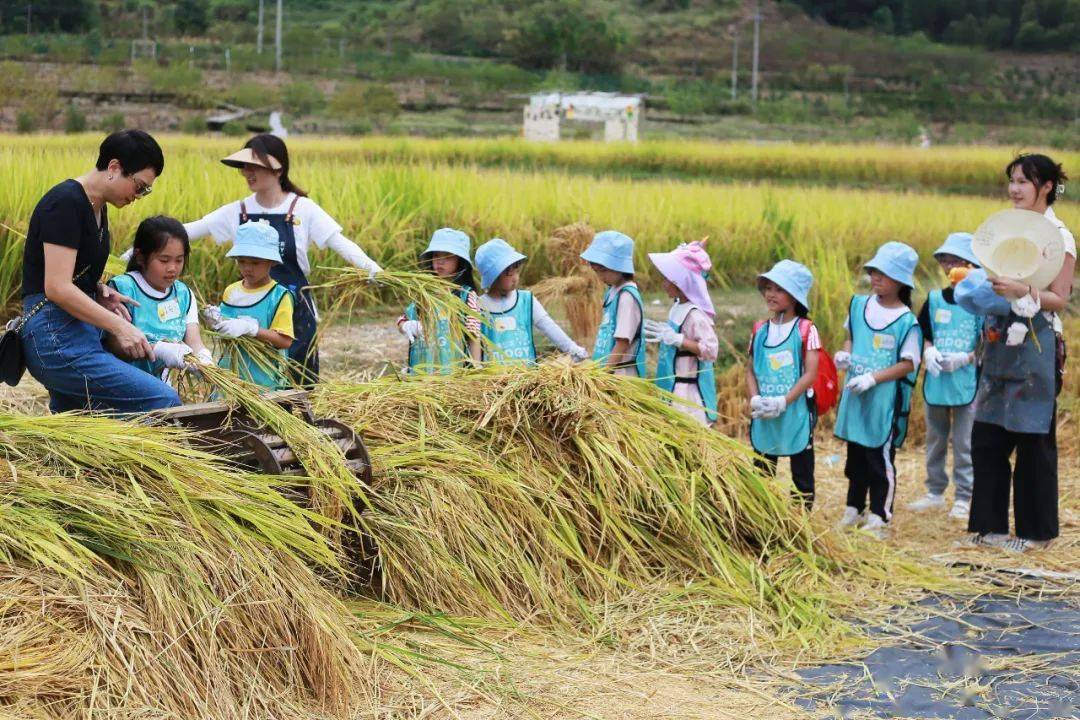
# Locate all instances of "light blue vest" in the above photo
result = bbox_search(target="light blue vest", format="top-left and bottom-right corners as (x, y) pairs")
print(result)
(923, 289), (980, 407)
(405, 287), (472, 375)
(834, 295), (921, 449)
(218, 282), (291, 389)
(749, 320), (813, 456)
(108, 273), (192, 378)
(592, 284), (647, 377)
(481, 290), (537, 366)
(655, 307), (718, 422)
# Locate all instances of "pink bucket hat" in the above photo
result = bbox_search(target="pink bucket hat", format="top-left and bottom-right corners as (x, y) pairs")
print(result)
(648, 240), (715, 317)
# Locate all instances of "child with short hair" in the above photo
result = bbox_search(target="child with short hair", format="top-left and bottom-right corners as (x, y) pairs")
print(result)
(474, 238), (587, 365)
(909, 233), (982, 521)
(645, 240), (719, 426)
(397, 228), (482, 374)
(833, 241), (923, 538)
(580, 230), (646, 377)
(207, 221), (295, 388)
(107, 215), (211, 380)
(746, 260), (820, 505)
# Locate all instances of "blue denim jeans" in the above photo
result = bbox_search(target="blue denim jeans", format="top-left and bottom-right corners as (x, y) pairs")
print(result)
(20, 293), (180, 414)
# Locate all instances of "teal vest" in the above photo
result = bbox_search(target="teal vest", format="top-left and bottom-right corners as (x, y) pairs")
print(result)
(405, 287), (472, 375)
(749, 320), (813, 456)
(923, 289), (980, 407)
(218, 282), (291, 389)
(108, 273), (192, 378)
(592, 284), (647, 377)
(481, 290), (537, 366)
(834, 295), (921, 449)
(655, 307), (718, 422)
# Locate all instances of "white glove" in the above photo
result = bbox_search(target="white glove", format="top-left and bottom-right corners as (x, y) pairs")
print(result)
(153, 341), (192, 369)
(1010, 293), (1040, 318)
(750, 395), (766, 419)
(833, 350), (851, 372)
(1005, 322), (1028, 347)
(195, 347), (213, 365)
(760, 396), (787, 419)
(644, 320), (683, 347)
(400, 320), (423, 344)
(941, 351), (973, 373)
(569, 345), (590, 363)
(846, 373), (877, 395)
(922, 345), (943, 377)
(214, 316), (260, 338)
(367, 263), (382, 281)
(202, 306), (224, 327)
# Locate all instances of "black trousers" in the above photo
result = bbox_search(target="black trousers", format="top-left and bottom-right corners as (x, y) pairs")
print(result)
(844, 439), (897, 522)
(756, 447), (815, 507)
(968, 418), (1059, 542)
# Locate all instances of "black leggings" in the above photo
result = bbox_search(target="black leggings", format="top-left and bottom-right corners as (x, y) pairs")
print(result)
(756, 447), (815, 508)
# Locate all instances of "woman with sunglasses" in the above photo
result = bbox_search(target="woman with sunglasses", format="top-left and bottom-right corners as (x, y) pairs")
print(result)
(18, 129), (180, 413)
(181, 134), (382, 386)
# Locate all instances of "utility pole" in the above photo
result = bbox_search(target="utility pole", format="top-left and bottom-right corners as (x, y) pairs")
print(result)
(730, 25), (738, 100)
(751, 1), (761, 105)
(257, 0), (264, 54)
(141, 4), (148, 40)
(275, 0), (283, 72)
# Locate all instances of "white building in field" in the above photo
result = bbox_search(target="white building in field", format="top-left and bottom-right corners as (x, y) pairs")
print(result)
(523, 92), (642, 142)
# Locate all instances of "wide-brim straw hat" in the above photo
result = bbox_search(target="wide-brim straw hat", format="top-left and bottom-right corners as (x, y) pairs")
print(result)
(972, 209), (1065, 290)
(221, 147), (282, 170)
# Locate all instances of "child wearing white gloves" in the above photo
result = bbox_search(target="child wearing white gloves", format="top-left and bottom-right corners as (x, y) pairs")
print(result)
(474, 238), (588, 365)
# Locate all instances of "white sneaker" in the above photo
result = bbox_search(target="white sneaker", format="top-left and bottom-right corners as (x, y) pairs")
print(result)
(860, 513), (889, 539)
(907, 493), (946, 512)
(949, 500), (970, 521)
(963, 532), (1010, 548)
(838, 506), (862, 528)
(1002, 537), (1050, 554)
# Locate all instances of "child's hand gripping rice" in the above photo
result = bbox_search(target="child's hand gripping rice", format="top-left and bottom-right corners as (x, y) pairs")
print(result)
(475, 238), (588, 366)
(645, 240), (719, 427)
(580, 230), (646, 377)
(746, 260), (821, 507)
(834, 241), (923, 539)
(908, 232), (982, 521)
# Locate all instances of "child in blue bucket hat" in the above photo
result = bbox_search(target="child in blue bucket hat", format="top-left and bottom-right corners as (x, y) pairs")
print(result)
(396, 228), (482, 374)
(909, 232), (982, 522)
(580, 230), (646, 377)
(207, 220), (295, 388)
(746, 259), (821, 506)
(475, 238), (587, 366)
(833, 240), (923, 538)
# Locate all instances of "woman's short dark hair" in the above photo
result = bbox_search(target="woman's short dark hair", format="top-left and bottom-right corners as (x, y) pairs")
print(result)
(126, 215), (189, 273)
(1006, 153), (1067, 206)
(96, 129), (164, 176)
(244, 133), (307, 197)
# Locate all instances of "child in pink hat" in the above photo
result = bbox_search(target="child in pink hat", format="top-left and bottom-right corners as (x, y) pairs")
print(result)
(645, 240), (719, 427)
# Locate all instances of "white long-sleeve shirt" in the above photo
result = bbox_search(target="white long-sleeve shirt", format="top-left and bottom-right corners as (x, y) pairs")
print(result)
(478, 290), (586, 357)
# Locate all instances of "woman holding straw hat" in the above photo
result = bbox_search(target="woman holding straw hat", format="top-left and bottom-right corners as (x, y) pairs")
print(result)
(958, 153), (1072, 553)
(181, 134), (382, 386)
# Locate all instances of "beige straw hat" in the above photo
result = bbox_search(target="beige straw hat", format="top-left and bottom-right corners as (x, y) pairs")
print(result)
(972, 209), (1065, 290)
(220, 147), (282, 170)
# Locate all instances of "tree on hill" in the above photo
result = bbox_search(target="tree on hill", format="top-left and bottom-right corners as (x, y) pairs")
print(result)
(0, 0), (97, 33)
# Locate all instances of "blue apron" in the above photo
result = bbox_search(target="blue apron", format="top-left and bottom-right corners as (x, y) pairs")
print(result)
(655, 307), (718, 423)
(923, 289), (980, 407)
(834, 295), (920, 449)
(975, 312), (1056, 434)
(239, 196), (318, 386)
(481, 290), (537, 366)
(405, 287), (472, 375)
(749, 320), (813, 456)
(108, 273), (192, 378)
(592, 284), (647, 377)
(218, 282), (291, 389)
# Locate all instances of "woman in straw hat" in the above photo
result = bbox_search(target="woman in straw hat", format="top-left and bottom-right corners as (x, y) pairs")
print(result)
(963, 153), (1072, 553)
(181, 134), (382, 386)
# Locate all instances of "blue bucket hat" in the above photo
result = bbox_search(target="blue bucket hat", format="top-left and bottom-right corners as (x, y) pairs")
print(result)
(422, 228), (472, 264)
(757, 260), (813, 311)
(954, 268), (1011, 317)
(227, 221), (282, 264)
(933, 232), (980, 268)
(475, 238), (527, 290)
(580, 230), (635, 275)
(864, 241), (918, 288)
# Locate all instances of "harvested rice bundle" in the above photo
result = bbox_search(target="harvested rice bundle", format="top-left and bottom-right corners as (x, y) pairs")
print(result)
(0, 412), (372, 718)
(532, 222), (604, 346)
(314, 361), (866, 634)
